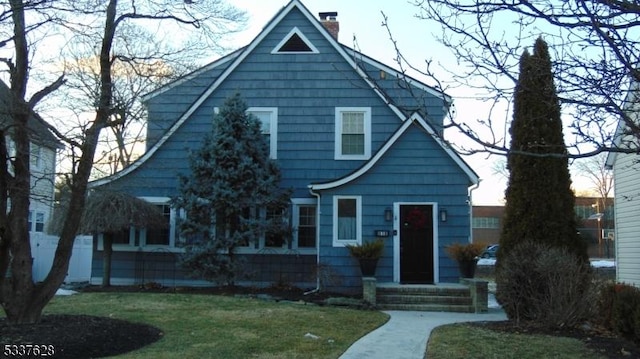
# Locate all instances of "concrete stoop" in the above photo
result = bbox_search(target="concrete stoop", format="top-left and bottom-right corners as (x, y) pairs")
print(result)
(363, 278), (489, 313)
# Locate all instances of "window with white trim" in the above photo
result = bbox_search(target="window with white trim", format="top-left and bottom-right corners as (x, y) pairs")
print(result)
(262, 207), (288, 248)
(30, 143), (41, 169)
(292, 199), (317, 250)
(145, 204), (171, 245)
(215, 107), (277, 159)
(333, 196), (362, 246)
(28, 210), (45, 232)
(99, 197), (183, 251)
(248, 107), (278, 159)
(335, 107), (371, 160)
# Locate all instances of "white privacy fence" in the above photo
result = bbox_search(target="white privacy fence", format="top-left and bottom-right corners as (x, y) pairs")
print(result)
(31, 233), (93, 283)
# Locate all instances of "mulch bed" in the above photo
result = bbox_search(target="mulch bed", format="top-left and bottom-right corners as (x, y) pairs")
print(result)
(2, 285), (639, 358)
(0, 314), (162, 359)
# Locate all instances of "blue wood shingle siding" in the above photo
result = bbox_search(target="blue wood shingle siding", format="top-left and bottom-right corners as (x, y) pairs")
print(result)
(93, 1), (477, 292)
(106, 8), (449, 197)
(92, 243), (316, 287)
(317, 124), (471, 292)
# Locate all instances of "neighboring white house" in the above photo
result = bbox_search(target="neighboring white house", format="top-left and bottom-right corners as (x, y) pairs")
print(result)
(0, 81), (92, 283)
(606, 82), (640, 286)
(0, 81), (60, 234)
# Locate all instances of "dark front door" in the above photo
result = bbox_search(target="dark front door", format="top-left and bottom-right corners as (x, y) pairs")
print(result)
(400, 205), (434, 284)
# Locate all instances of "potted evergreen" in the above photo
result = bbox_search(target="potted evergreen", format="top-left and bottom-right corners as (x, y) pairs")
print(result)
(446, 242), (486, 278)
(345, 239), (384, 276)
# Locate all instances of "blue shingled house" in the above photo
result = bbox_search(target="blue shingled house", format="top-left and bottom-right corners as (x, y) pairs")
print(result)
(89, 0), (479, 294)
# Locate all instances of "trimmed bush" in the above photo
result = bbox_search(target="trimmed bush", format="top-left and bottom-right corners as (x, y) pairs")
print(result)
(496, 240), (593, 328)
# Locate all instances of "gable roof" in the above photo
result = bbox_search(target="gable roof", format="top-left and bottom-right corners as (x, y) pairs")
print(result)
(309, 112), (479, 190)
(0, 80), (61, 150)
(91, 0), (471, 188)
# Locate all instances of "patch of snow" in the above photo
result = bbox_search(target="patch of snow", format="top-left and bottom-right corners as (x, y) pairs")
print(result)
(477, 258), (496, 266)
(591, 260), (616, 268)
(55, 288), (77, 296)
(477, 258), (616, 268)
(488, 293), (501, 309)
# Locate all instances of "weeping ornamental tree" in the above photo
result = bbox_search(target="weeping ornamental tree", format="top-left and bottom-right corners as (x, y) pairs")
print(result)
(174, 93), (290, 286)
(49, 191), (168, 287)
(497, 38), (590, 324)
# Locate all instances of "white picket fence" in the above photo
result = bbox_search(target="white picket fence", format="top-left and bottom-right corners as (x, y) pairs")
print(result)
(30, 233), (93, 283)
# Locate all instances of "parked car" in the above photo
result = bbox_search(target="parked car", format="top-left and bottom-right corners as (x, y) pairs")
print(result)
(481, 244), (499, 258)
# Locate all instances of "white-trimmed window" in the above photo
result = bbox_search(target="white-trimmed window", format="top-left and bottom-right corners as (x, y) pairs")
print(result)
(335, 107), (371, 160)
(99, 197), (183, 251)
(28, 210), (45, 232)
(30, 143), (41, 169)
(333, 196), (362, 246)
(292, 198), (317, 251)
(261, 207), (289, 249)
(214, 107), (278, 159)
(248, 107), (278, 159)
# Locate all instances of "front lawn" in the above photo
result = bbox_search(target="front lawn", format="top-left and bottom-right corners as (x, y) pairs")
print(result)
(426, 323), (607, 359)
(27, 292), (389, 358)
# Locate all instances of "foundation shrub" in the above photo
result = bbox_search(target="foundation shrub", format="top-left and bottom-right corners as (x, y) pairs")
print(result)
(598, 283), (640, 343)
(496, 240), (593, 328)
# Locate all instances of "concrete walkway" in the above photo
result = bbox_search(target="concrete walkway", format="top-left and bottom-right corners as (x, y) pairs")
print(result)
(339, 308), (507, 359)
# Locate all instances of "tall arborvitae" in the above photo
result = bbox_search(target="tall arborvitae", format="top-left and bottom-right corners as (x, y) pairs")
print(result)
(174, 93), (290, 285)
(499, 37), (588, 263)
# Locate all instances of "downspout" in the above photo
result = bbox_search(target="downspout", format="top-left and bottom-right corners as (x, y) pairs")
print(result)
(468, 180), (481, 243)
(304, 185), (322, 295)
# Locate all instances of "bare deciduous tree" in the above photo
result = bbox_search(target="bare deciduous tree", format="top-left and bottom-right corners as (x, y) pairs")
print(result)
(411, 0), (640, 158)
(0, 0), (246, 324)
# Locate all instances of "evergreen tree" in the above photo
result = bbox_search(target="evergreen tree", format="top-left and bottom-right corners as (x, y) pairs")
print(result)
(174, 93), (290, 285)
(499, 37), (587, 264)
(497, 37), (591, 324)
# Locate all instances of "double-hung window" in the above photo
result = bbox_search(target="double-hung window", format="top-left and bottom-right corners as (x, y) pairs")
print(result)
(247, 108), (278, 159)
(28, 210), (45, 232)
(335, 107), (371, 160)
(30, 143), (41, 169)
(333, 196), (362, 246)
(214, 107), (277, 159)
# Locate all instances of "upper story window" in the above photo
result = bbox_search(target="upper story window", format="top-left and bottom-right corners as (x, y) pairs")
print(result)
(5, 138), (43, 171)
(215, 107), (277, 159)
(30, 143), (41, 169)
(271, 27), (319, 54)
(335, 107), (371, 160)
(333, 195), (362, 246)
(248, 107), (278, 159)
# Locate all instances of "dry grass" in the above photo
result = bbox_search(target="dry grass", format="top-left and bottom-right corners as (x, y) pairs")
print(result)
(44, 292), (388, 358)
(426, 323), (605, 359)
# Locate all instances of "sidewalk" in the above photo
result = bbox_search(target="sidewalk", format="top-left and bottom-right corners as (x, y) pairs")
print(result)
(339, 308), (507, 359)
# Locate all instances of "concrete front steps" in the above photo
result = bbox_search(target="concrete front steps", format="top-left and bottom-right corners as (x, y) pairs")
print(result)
(376, 284), (475, 313)
(364, 279), (489, 313)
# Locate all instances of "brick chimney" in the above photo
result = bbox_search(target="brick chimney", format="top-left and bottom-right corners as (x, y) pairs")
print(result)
(319, 12), (339, 40)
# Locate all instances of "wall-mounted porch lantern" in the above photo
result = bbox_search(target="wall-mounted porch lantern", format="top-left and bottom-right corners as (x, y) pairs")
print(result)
(439, 208), (448, 222)
(384, 207), (393, 222)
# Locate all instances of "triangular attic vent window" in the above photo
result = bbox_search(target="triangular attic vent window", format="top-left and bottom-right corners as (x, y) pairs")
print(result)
(272, 27), (319, 54)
